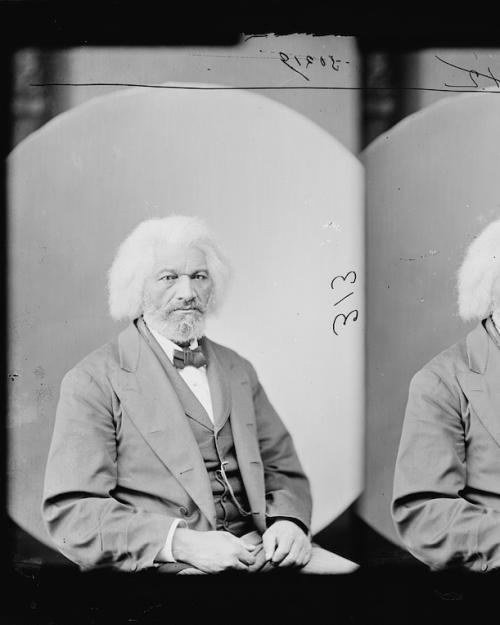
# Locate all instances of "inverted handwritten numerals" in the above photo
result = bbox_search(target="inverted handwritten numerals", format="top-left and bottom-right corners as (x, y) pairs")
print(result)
(279, 51), (346, 82)
(330, 271), (359, 336)
(436, 55), (500, 90)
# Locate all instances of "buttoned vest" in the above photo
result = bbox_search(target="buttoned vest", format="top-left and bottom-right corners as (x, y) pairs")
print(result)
(137, 321), (254, 537)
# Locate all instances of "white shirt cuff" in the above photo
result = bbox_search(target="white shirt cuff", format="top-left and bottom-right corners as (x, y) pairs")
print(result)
(157, 518), (185, 563)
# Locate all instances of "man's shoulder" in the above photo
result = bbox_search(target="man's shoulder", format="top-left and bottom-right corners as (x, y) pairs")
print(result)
(63, 334), (121, 385)
(424, 337), (468, 373)
(411, 331), (471, 392)
(205, 338), (255, 373)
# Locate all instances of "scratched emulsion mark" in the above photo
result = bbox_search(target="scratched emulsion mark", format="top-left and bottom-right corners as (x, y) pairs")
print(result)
(330, 270), (359, 336)
(9, 365), (53, 426)
(320, 220), (343, 247)
(35, 383), (54, 414)
(322, 220), (342, 232)
(33, 365), (45, 379)
(399, 250), (440, 262)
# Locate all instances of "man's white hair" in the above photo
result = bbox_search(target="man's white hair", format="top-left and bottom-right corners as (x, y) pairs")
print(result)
(108, 215), (230, 321)
(457, 217), (500, 321)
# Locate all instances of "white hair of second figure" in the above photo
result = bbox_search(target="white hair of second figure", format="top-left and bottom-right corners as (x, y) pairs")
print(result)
(457, 217), (500, 325)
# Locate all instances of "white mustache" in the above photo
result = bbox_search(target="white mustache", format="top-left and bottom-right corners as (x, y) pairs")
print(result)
(167, 301), (205, 314)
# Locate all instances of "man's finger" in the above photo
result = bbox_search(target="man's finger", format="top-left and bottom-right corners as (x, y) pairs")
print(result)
(232, 560), (250, 572)
(238, 548), (256, 566)
(248, 546), (267, 573)
(295, 543), (309, 567)
(233, 536), (256, 552)
(246, 542), (263, 559)
(278, 541), (301, 567)
(271, 534), (294, 564)
(302, 543), (312, 566)
(262, 531), (277, 561)
(294, 543), (310, 568)
(177, 567), (207, 575)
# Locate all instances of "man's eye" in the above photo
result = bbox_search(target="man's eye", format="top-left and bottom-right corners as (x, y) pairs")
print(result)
(160, 275), (176, 281)
(194, 274), (208, 280)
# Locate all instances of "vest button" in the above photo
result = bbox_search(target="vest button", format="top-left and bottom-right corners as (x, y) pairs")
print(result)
(179, 506), (188, 516)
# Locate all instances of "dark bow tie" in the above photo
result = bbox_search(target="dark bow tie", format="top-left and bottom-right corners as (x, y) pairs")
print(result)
(173, 346), (207, 369)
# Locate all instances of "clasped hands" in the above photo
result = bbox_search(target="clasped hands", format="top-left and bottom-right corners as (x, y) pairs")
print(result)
(171, 520), (311, 574)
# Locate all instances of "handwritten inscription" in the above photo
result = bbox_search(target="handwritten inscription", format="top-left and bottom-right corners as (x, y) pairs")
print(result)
(279, 52), (348, 81)
(436, 55), (500, 90)
(331, 271), (359, 336)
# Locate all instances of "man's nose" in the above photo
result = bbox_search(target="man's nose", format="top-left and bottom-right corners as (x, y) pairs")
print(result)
(175, 275), (195, 299)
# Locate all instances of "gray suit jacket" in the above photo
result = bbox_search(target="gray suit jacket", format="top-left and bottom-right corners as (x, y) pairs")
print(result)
(42, 320), (312, 571)
(392, 319), (500, 572)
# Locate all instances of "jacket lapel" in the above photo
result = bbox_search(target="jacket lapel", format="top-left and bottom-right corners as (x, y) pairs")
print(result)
(458, 321), (500, 449)
(206, 341), (266, 530)
(114, 322), (217, 528)
(203, 339), (231, 430)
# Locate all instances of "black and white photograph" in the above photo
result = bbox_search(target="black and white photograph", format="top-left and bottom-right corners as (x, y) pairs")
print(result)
(3, 5), (500, 624)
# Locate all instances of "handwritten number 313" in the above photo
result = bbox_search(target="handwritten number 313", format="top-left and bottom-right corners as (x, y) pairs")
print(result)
(331, 271), (359, 336)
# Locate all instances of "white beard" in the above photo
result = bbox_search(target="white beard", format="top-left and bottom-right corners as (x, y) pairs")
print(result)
(143, 308), (207, 344)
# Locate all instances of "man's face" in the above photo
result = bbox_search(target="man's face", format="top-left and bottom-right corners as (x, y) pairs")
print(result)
(142, 244), (214, 343)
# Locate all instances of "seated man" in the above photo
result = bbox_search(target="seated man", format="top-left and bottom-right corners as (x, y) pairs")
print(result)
(392, 217), (500, 572)
(42, 215), (356, 574)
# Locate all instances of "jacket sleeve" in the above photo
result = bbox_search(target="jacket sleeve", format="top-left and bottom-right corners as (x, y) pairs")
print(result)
(42, 366), (177, 572)
(245, 360), (312, 533)
(392, 367), (500, 572)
